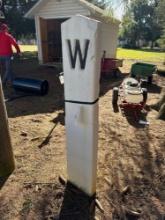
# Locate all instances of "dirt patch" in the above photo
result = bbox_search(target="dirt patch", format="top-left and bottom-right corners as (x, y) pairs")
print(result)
(0, 58), (165, 219)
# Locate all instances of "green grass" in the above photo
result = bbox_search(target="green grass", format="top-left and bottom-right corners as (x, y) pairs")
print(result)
(12, 45), (38, 60)
(19, 45), (37, 52)
(17, 45), (165, 63)
(117, 48), (165, 63)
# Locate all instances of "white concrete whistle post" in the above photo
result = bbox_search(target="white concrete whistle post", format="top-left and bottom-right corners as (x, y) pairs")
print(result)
(62, 15), (101, 196)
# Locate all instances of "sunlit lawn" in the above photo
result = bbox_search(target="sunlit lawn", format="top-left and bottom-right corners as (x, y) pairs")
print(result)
(18, 45), (165, 63)
(117, 47), (165, 63)
(19, 45), (38, 52)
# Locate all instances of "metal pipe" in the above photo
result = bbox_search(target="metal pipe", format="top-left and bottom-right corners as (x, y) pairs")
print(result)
(13, 77), (49, 96)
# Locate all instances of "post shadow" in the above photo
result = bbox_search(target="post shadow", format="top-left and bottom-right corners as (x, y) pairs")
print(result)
(0, 176), (9, 190)
(59, 182), (96, 220)
(38, 111), (65, 149)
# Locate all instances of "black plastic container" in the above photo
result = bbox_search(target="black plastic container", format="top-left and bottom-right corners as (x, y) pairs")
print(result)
(13, 77), (49, 96)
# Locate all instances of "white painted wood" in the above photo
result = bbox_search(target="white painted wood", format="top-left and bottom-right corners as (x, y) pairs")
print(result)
(35, 16), (43, 64)
(101, 22), (119, 58)
(62, 15), (101, 196)
(62, 16), (101, 103)
(25, 0), (46, 18)
(37, 0), (90, 18)
(26, 0), (120, 64)
(25, 0), (120, 25)
(91, 15), (120, 58)
(25, 0), (104, 19)
(65, 102), (98, 195)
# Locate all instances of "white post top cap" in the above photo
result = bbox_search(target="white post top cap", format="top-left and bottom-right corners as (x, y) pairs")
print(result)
(62, 15), (101, 103)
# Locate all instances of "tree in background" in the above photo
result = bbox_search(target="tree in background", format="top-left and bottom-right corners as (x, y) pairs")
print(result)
(156, 0), (165, 50)
(0, 0), (109, 38)
(156, 0), (165, 26)
(0, 0), (128, 39)
(157, 30), (165, 51)
(0, 0), (37, 38)
(120, 0), (163, 48)
(119, 8), (137, 48)
(1, 0), (163, 49)
(87, 0), (108, 9)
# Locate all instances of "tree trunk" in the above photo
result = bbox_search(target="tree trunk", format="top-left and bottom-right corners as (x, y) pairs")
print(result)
(151, 88), (165, 120)
(151, 41), (154, 49)
(0, 78), (15, 177)
(157, 103), (165, 120)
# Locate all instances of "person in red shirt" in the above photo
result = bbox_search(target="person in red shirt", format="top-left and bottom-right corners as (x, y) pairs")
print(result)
(0, 23), (21, 85)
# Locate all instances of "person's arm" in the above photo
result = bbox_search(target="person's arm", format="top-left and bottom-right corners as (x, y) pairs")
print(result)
(9, 34), (21, 54)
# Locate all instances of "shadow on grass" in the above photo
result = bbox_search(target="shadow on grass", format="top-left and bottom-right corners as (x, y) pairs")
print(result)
(120, 47), (165, 54)
(14, 51), (38, 61)
(136, 48), (165, 54)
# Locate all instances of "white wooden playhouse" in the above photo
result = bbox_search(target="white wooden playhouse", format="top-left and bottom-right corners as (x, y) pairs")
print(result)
(25, 0), (120, 65)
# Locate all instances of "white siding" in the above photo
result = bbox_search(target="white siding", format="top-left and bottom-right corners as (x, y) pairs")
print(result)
(90, 15), (119, 58)
(35, 16), (43, 63)
(33, 0), (119, 63)
(100, 22), (119, 58)
(37, 0), (90, 18)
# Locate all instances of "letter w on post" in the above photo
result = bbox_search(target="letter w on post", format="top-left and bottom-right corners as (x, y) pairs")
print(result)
(67, 39), (90, 70)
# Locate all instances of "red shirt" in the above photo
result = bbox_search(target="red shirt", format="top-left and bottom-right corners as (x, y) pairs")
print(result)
(0, 31), (21, 56)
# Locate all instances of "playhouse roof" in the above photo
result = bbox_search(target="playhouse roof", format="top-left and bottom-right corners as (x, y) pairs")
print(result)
(25, 0), (120, 24)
